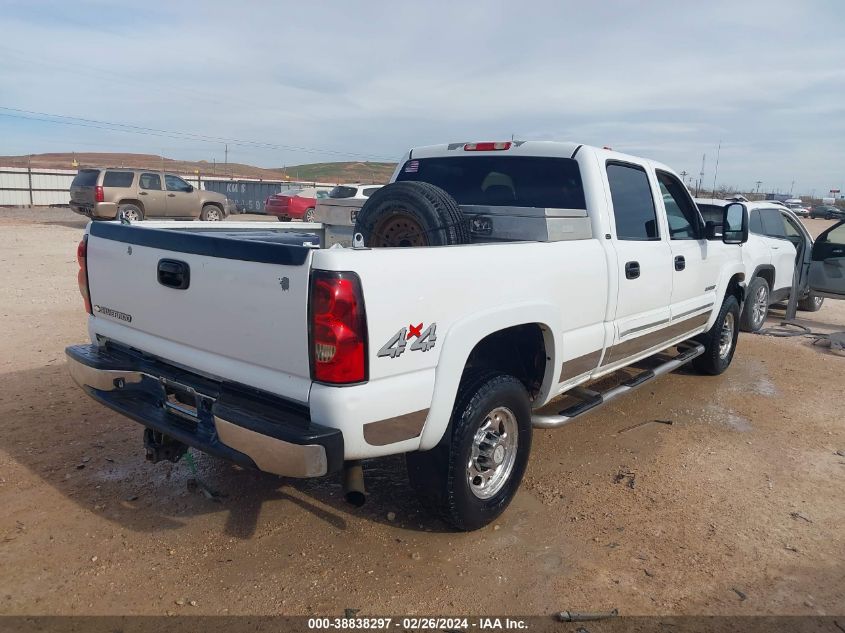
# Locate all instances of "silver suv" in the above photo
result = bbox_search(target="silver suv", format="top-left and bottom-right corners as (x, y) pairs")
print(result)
(70, 168), (231, 221)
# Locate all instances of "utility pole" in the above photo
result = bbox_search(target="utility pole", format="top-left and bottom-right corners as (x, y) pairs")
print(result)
(711, 140), (721, 197)
(696, 154), (706, 197)
(224, 143), (228, 166)
(789, 179), (795, 196)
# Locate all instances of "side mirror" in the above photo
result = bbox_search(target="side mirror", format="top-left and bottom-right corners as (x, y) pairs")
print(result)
(722, 202), (748, 244)
(186, 185), (194, 193)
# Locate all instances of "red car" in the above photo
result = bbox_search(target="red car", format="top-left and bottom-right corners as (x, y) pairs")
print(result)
(264, 187), (328, 222)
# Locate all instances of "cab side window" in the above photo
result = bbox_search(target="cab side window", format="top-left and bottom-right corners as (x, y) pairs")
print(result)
(606, 162), (659, 240)
(165, 175), (192, 193)
(656, 170), (700, 240)
(139, 173), (161, 190)
(749, 209), (764, 235)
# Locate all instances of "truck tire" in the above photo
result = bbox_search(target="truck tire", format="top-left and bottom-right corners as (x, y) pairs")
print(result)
(118, 203), (143, 222)
(406, 370), (532, 531)
(692, 294), (740, 375)
(740, 277), (769, 332)
(354, 181), (470, 247)
(798, 291), (824, 312)
(201, 205), (223, 221)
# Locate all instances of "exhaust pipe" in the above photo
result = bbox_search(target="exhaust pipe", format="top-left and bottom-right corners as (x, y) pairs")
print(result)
(343, 460), (366, 507)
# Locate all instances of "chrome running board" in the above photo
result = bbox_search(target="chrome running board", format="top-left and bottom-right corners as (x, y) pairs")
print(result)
(532, 342), (705, 429)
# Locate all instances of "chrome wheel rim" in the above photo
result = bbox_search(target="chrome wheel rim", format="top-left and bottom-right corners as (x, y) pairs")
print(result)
(752, 285), (768, 327)
(467, 406), (518, 500)
(123, 208), (139, 221)
(205, 208), (221, 221)
(719, 312), (735, 359)
(304, 209), (314, 222)
(813, 296), (823, 308)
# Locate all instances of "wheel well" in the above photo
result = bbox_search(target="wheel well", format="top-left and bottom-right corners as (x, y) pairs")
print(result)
(727, 273), (745, 305)
(203, 202), (223, 211)
(118, 199), (144, 212)
(754, 266), (775, 290)
(464, 324), (547, 397)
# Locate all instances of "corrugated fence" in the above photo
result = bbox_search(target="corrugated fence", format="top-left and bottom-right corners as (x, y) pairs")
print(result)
(0, 167), (320, 211)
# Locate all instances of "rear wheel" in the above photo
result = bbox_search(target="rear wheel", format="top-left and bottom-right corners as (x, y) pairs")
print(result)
(798, 291), (824, 312)
(740, 277), (769, 332)
(406, 370), (532, 531)
(117, 203), (143, 222)
(201, 205), (223, 221)
(692, 294), (740, 375)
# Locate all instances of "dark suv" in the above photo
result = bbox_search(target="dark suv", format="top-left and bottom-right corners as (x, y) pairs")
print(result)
(809, 205), (845, 220)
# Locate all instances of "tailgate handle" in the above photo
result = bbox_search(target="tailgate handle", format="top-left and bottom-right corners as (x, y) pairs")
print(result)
(157, 259), (190, 289)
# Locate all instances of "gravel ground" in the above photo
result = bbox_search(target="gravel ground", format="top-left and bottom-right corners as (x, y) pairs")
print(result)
(0, 207), (843, 617)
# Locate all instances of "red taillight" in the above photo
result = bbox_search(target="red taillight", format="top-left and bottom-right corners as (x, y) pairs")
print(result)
(77, 235), (92, 314)
(464, 142), (512, 151)
(94, 186), (104, 202)
(309, 271), (367, 384)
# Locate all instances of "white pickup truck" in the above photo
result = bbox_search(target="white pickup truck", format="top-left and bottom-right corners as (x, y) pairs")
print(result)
(68, 141), (756, 530)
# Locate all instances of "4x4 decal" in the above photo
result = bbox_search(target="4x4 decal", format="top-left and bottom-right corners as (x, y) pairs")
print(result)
(378, 323), (437, 358)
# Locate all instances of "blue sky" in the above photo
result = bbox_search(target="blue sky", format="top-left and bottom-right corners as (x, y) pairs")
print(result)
(1, 0), (843, 195)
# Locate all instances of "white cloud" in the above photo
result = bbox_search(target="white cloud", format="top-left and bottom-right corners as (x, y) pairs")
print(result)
(0, 0), (843, 193)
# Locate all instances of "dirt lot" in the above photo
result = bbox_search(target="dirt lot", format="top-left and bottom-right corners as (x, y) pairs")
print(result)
(1, 208), (843, 617)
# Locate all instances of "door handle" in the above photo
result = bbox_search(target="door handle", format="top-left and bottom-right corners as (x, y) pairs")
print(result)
(167, 193), (176, 197)
(139, 191), (148, 195)
(157, 259), (190, 290)
(674, 255), (686, 271)
(625, 261), (640, 280)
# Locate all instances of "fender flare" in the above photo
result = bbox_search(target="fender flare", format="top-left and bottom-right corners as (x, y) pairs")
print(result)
(417, 302), (562, 450)
(708, 264), (746, 330)
(751, 264), (776, 289)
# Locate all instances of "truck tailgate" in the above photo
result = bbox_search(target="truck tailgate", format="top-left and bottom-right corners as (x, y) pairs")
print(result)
(85, 222), (315, 403)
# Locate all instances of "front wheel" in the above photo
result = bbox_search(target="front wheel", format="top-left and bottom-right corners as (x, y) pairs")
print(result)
(406, 370), (532, 531)
(303, 208), (315, 223)
(201, 205), (223, 221)
(692, 294), (740, 375)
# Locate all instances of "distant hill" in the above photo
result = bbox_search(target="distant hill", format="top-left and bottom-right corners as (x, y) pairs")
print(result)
(0, 153), (396, 184)
(279, 161), (395, 184)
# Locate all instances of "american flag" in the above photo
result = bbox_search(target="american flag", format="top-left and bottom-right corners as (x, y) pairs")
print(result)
(404, 160), (419, 173)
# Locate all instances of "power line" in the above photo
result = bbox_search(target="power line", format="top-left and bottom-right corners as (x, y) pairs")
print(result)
(0, 106), (397, 162)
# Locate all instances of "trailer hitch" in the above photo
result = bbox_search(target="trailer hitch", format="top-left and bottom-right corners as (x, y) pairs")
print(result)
(143, 428), (188, 464)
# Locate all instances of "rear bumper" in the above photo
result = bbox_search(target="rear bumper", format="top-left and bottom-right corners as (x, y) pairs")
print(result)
(65, 343), (343, 477)
(70, 202), (117, 219)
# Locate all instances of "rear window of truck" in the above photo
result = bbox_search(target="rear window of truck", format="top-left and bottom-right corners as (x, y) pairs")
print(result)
(72, 170), (100, 187)
(102, 171), (134, 187)
(396, 156), (586, 209)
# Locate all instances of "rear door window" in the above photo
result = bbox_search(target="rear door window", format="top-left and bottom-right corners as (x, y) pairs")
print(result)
(139, 173), (162, 190)
(71, 170), (100, 187)
(102, 171), (134, 188)
(606, 162), (659, 240)
(760, 208), (787, 238)
(395, 156), (586, 209)
(329, 186), (358, 199)
(362, 187), (380, 197)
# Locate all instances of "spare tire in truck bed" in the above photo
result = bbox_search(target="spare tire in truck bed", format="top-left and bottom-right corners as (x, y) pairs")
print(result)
(353, 181), (470, 247)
